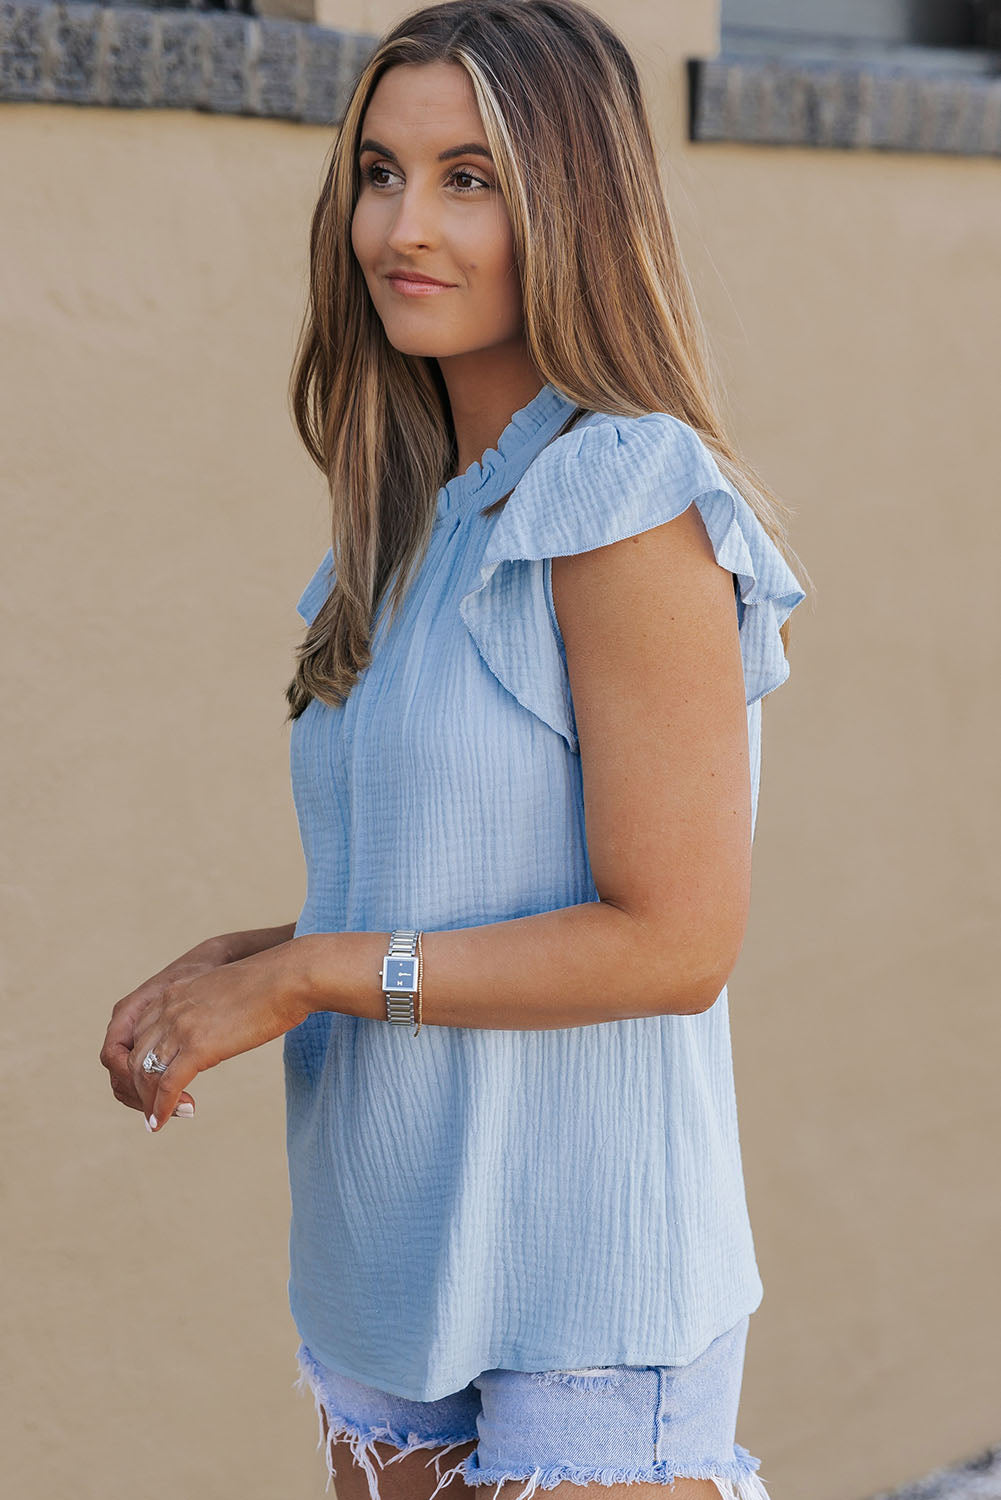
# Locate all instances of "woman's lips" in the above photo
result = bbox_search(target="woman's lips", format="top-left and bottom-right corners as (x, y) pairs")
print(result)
(386, 275), (456, 297)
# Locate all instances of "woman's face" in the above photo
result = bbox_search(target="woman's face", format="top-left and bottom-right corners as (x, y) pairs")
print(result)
(351, 62), (524, 361)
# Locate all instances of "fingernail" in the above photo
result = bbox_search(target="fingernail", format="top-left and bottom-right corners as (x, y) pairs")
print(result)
(144, 1115), (154, 1132)
(173, 1102), (195, 1118)
(149, 1114), (158, 1130)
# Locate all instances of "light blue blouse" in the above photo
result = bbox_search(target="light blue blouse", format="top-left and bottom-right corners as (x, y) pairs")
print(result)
(284, 381), (806, 1402)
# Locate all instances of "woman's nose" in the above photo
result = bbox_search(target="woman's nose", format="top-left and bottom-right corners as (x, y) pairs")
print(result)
(385, 187), (439, 252)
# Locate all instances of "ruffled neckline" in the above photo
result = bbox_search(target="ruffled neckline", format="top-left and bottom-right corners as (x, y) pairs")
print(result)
(435, 382), (577, 519)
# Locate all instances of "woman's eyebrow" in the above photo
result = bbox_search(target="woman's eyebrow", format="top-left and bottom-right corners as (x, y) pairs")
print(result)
(358, 138), (494, 163)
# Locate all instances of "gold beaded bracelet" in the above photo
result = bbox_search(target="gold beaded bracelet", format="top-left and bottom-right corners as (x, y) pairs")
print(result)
(413, 930), (423, 1036)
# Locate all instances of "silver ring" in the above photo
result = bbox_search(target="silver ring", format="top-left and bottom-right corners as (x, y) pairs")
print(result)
(141, 1047), (169, 1076)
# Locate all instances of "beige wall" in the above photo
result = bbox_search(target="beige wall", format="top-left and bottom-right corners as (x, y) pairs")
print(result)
(3, 3), (999, 1498)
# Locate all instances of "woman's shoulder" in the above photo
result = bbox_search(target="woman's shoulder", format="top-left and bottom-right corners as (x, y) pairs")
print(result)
(481, 406), (807, 708)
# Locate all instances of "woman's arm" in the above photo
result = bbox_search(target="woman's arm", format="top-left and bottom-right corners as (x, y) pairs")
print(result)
(296, 500), (752, 1030)
(215, 921), (299, 962)
(128, 504), (755, 1129)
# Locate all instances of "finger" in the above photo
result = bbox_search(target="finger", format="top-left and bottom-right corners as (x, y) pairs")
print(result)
(127, 1038), (156, 1118)
(99, 993), (154, 1074)
(109, 1072), (195, 1115)
(107, 995), (164, 1112)
(106, 1036), (196, 1114)
(99, 1007), (141, 1066)
(111, 1078), (144, 1111)
(129, 1027), (177, 1123)
(102, 1038), (145, 1108)
(148, 1049), (201, 1132)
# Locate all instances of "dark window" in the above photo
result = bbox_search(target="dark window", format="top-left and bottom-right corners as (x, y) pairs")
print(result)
(721, 1), (1000, 52)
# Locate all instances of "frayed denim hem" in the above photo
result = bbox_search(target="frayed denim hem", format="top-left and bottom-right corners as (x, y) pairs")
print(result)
(293, 1340), (772, 1500)
(529, 1368), (628, 1390)
(293, 1345), (474, 1500)
(428, 1443), (771, 1500)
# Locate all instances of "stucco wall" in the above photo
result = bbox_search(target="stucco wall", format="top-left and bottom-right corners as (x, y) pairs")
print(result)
(2, 3), (999, 1498)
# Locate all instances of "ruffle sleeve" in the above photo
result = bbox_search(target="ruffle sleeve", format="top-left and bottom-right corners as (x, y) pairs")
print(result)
(458, 411), (806, 754)
(295, 546), (335, 626)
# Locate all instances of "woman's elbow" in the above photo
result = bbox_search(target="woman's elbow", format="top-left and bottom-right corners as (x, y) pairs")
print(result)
(684, 966), (733, 1015)
(650, 911), (748, 1017)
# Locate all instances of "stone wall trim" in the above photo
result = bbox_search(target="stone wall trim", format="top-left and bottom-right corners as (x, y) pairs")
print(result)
(0, 0), (377, 124)
(689, 49), (1001, 157)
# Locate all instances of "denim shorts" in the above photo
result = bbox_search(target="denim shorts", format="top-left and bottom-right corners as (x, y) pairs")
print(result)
(292, 1315), (770, 1500)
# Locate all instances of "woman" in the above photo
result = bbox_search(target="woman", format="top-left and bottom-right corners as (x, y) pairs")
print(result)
(99, 2), (810, 1496)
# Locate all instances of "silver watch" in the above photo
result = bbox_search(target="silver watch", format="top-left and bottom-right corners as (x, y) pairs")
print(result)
(380, 928), (420, 1026)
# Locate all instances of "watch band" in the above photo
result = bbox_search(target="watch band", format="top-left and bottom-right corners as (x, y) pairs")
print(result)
(381, 928), (420, 1026)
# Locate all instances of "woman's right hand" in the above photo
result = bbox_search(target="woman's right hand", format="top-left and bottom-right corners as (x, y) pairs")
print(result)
(99, 936), (233, 1120)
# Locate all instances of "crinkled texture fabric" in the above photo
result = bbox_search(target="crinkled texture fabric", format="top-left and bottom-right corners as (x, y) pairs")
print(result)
(285, 382), (806, 1403)
(292, 1315), (773, 1500)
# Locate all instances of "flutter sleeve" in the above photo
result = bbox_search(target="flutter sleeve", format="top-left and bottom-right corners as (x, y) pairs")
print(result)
(295, 546), (335, 626)
(458, 411), (807, 754)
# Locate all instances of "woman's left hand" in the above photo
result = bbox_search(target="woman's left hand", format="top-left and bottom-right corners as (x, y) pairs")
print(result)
(129, 941), (311, 1132)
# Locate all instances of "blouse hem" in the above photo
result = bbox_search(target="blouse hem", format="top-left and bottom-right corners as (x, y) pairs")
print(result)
(287, 1281), (765, 1405)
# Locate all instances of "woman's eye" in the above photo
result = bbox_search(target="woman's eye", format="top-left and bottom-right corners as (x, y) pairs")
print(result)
(360, 163), (489, 195)
(362, 163), (397, 188)
(448, 169), (489, 194)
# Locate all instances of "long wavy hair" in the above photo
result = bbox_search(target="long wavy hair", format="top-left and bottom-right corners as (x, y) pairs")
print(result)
(285, 0), (811, 721)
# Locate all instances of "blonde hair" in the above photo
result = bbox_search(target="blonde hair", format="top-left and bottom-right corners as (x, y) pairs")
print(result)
(285, 0), (811, 720)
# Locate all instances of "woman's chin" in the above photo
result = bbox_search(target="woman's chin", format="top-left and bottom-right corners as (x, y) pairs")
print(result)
(381, 329), (464, 359)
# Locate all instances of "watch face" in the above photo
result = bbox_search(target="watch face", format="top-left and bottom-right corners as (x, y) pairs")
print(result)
(384, 957), (418, 991)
